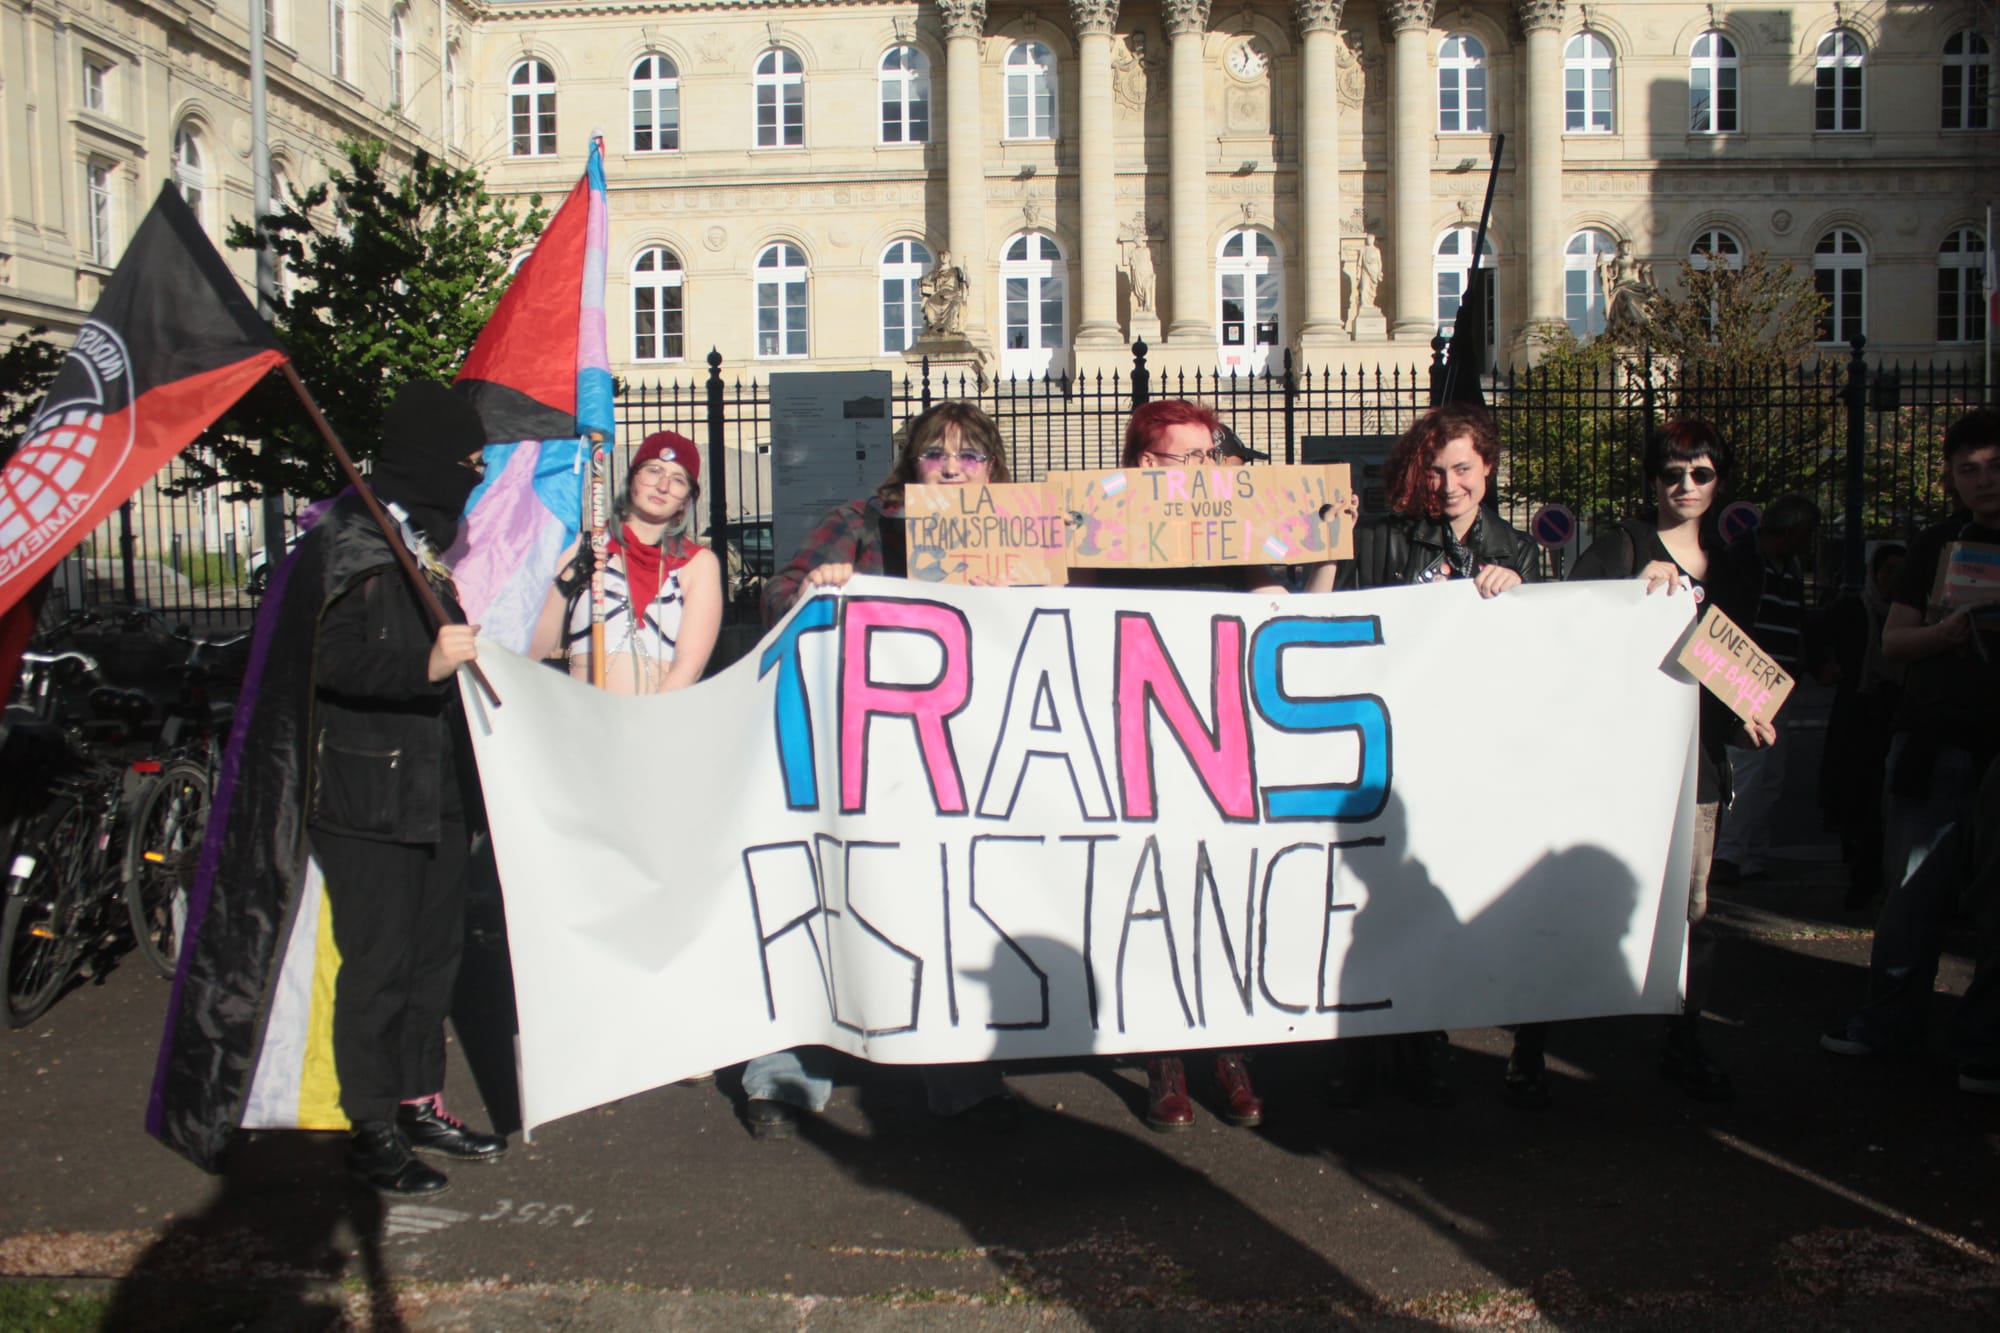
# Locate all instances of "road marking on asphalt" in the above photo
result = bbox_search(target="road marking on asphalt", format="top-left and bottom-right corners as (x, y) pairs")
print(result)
(384, 1204), (473, 1244)
(1707, 1130), (1998, 1264)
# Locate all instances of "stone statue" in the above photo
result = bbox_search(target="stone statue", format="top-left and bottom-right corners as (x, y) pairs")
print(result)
(1118, 215), (1157, 315)
(1600, 240), (1657, 332)
(1112, 30), (1161, 112)
(1344, 233), (1383, 330)
(919, 250), (969, 336)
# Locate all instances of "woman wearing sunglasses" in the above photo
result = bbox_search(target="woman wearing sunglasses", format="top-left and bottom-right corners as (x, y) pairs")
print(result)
(744, 400), (1022, 1140)
(1504, 417), (1772, 1109)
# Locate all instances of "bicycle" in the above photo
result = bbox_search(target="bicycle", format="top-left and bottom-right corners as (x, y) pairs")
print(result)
(1, 650), (155, 1026)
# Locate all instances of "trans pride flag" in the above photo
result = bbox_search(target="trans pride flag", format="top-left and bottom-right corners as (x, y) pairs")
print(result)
(451, 138), (614, 651)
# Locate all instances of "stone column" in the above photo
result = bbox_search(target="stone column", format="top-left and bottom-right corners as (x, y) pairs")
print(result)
(1164, 0), (1213, 342)
(939, 0), (990, 341)
(1071, 0), (1122, 345)
(1294, 0), (1346, 348)
(1384, 0), (1435, 340)
(1515, 0), (1566, 344)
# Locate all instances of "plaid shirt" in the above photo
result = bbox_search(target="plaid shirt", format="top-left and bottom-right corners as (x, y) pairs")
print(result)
(763, 495), (902, 625)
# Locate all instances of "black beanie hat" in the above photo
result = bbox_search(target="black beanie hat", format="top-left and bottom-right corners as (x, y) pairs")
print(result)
(371, 380), (487, 546)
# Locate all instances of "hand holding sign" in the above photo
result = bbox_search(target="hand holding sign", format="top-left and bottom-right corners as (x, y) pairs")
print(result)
(1674, 605), (1795, 727)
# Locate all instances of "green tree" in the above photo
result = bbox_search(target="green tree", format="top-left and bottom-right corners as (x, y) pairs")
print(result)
(1495, 326), (1647, 528)
(1, 325), (68, 461)
(189, 140), (547, 498)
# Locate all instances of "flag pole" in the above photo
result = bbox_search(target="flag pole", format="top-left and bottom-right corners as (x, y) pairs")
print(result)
(277, 361), (501, 706)
(588, 435), (609, 688)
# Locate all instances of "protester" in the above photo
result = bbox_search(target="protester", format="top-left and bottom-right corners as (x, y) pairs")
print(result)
(1069, 399), (1293, 1131)
(1812, 541), (1907, 909)
(1507, 418), (1772, 1107)
(529, 431), (721, 693)
(1310, 402), (1537, 1110)
(1822, 408), (2000, 1094)
(310, 380), (507, 1194)
(1709, 493), (1820, 884)
(748, 401), (1022, 1138)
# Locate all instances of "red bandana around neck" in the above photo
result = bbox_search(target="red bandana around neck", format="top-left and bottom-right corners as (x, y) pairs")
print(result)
(609, 524), (666, 620)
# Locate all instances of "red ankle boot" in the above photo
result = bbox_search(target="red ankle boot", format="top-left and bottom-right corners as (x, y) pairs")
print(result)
(1146, 1056), (1194, 1131)
(1213, 1052), (1264, 1127)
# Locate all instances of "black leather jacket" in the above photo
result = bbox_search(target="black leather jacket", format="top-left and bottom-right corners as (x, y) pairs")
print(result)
(1335, 509), (1543, 591)
(307, 496), (479, 843)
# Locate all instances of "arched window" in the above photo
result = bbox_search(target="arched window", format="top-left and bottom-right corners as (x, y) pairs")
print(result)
(1564, 32), (1615, 132)
(444, 46), (459, 147)
(510, 60), (557, 157)
(389, 7), (407, 108)
(880, 46), (931, 144)
(1938, 228), (1987, 345)
(1433, 227), (1497, 367)
(1564, 229), (1618, 338)
(1438, 35), (1488, 134)
(631, 54), (680, 152)
(173, 124), (207, 226)
(1216, 229), (1281, 377)
(1000, 232), (1066, 379)
(1813, 229), (1866, 344)
(268, 164), (296, 297)
(1689, 31), (1738, 133)
(879, 239), (933, 354)
(1004, 42), (1057, 140)
(755, 49), (804, 148)
(632, 247), (685, 362)
(328, 0), (350, 82)
(1943, 32), (1992, 131)
(1815, 31), (1865, 131)
(755, 243), (810, 358)
(1688, 228), (1742, 272)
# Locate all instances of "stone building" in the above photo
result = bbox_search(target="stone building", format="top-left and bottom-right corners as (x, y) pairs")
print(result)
(3, 1), (1994, 383)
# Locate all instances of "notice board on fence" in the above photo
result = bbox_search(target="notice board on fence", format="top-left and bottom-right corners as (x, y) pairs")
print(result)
(905, 482), (1070, 586)
(1062, 464), (1354, 570)
(1675, 605), (1795, 725)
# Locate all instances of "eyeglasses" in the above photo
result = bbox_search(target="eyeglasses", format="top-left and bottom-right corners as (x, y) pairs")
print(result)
(635, 464), (693, 494)
(1660, 466), (1718, 488)
(1153, 448), (1219, 466)
(918, 449), (990, 469)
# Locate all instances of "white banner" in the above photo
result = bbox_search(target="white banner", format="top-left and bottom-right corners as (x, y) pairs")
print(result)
(463, 578), (1699, 1134)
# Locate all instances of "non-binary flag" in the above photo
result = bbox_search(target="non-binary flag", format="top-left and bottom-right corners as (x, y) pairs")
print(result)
(0, 183), (286, 681)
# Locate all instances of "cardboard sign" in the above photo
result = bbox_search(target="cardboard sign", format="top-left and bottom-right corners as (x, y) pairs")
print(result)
(905, 482), (1069, 586)
(1930, 540), (2000, 615)
(1061, 463), (1355, 569)
(1676, 605), (1795, 725)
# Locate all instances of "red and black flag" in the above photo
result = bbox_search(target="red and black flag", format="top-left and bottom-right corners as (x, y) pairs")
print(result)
(0, 183), (287, 639)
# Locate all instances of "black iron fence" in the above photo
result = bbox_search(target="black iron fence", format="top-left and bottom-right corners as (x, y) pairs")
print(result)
(47, 339), (1986, 627)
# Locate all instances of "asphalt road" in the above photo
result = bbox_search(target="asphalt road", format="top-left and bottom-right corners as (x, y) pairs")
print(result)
(3, 695), (1996, 1331)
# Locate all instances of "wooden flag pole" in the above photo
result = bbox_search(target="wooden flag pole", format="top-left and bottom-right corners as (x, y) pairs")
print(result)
(588, 434), (609, 689)
(278, 362), (501, 707)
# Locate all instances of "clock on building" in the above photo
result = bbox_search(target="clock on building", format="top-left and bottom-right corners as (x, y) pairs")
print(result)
(1226, 38), (1270, 81)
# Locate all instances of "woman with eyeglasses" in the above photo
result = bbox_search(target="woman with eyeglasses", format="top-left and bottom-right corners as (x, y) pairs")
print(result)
(1503, 417), (1771, 1109)
(745, 400), (1023, 1140)
(529, 431), (723, 695)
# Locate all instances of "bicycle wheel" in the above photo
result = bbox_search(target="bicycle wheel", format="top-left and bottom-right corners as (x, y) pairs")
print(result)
(2, 800), (90, 1027)
(124, 760), (211, 980)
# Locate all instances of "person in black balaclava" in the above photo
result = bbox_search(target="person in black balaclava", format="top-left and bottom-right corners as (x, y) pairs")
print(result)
(306, 378), (506, 1195)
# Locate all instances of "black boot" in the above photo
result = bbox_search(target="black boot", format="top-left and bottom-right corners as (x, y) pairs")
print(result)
(348, 1120), (450, 1195)
(1660, 1016), (1733, 1102)
(398, 1094), (508, 1162)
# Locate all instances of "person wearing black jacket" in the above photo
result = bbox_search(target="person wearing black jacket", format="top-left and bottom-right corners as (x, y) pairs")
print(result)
(1505, 418), (1772, 1108)
(309, 380), (506, 1194)
(1312, 403), (1538, 1108)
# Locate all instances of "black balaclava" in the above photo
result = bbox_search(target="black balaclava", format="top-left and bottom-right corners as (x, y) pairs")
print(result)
(370, 380), (487, 550)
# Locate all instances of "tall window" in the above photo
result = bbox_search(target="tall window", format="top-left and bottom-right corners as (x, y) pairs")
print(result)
(1689, 31), (1738, 133)
(1004, 42), (1057, 140)
(82, 58), (109, 113)
(1217, 229), (1281, 376)
(1943, 32), (1992, 131)
(1813, 229), (1866, 344)
(1565, 33), (1615, 132)
(632, 247), (685, 362)
(880, 46), (931, 144)
(1438, 35), (1488, 133)
(1000, 232), (1066, 379)
(1938, 228), (1987, 344)
(329, 0), (349, 82)
(263, 0), (281, 41)
(631, 55), (680, 152)
(268, 165), (296, 298)
(510, 60), (557, 157)
(755, 48), (804, 148)
(1564, 229), (1617, 338)
(1688, 228), (1742, 272)
(83, 162), (113, 266)
(1434, 227), (1497, 368)
(879, 239), (933, 354)
(444, 46), (459, 147)
(173, 124), (207, 225)
(389, 7), (407, 108)
(755, 243), (809, 358)
(1815, 31), (1865, 131)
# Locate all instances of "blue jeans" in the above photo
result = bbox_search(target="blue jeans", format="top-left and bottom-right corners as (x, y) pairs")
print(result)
(741, 1049), (1006, 1116)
